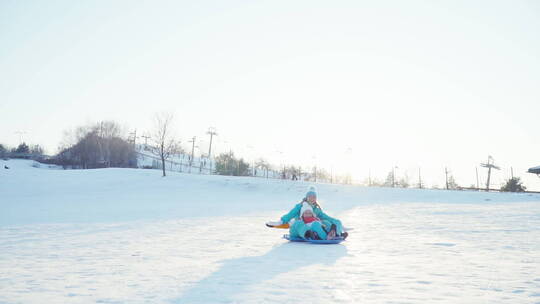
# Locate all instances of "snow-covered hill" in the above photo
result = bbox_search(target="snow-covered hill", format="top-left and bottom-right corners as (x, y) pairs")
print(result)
(1, 159), (539, 303)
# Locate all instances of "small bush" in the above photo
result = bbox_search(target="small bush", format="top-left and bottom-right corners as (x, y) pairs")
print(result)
(500, 177), (526, 192)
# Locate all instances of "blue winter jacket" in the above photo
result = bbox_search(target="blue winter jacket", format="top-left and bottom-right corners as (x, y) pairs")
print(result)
(280, 202), (342, 229)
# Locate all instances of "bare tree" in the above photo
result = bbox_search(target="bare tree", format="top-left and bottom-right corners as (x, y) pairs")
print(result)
(255, 158), (271, 178)
(397, 173), (410, 188)
(98, 121), (125, 167)
(151, 112), (179, 177)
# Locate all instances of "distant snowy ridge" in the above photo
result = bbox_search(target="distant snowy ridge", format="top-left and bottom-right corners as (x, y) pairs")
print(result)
(1, 159), (539, 227)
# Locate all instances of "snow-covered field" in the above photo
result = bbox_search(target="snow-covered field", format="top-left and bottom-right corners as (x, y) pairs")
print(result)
(1, 159), (539, 303)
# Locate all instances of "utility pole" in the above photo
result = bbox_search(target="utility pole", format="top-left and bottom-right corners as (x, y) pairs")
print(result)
(476, 167), (479, 190)
(128, 129), (137, 146)
(206, 127), (217, 160)
(141, 135), (150, 146)
(368, 169), (372, 187)
(206, 128), (217, 174)
(480, 156), (500, 191)
(189, 136), (196, 173)
(445, 167), (449, 190)
(418, 168), (423, 189)
(511, 167), (514, 179)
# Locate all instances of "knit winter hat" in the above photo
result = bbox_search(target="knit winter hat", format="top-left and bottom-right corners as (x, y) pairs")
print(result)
(300, 203), (314, 217)
(305, 186), (317, 199)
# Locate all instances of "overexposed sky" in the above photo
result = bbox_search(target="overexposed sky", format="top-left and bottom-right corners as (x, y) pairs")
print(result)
(1, 0), (539, 189)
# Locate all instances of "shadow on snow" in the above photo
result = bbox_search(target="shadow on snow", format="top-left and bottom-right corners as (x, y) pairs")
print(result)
(171, 241), (347, 303)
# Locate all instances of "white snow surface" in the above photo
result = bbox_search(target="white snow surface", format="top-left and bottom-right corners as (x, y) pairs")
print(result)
(1, 159), (540, 303)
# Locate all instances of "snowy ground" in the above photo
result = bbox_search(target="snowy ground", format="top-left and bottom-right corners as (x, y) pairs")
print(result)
(1, 159), (540, 303)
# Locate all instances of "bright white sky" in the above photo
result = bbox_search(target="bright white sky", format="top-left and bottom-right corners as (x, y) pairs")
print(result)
(1, 0), (539, 189)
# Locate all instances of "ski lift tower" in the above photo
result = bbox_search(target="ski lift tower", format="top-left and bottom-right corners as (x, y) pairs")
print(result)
(527, 165), (540, 177)
(480, 156), (500, 191)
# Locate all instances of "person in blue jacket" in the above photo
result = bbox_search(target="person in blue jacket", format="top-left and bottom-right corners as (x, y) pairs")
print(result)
(279, 186), (347, 240)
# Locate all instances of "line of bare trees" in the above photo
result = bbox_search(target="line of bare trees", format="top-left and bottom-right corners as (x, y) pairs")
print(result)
(3, 112), (531, 192)
(0, 142), (45, 159)
(55, 121), (136, 169)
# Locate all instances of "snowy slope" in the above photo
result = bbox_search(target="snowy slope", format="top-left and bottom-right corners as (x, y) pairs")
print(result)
(1, 159), (540, 303)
